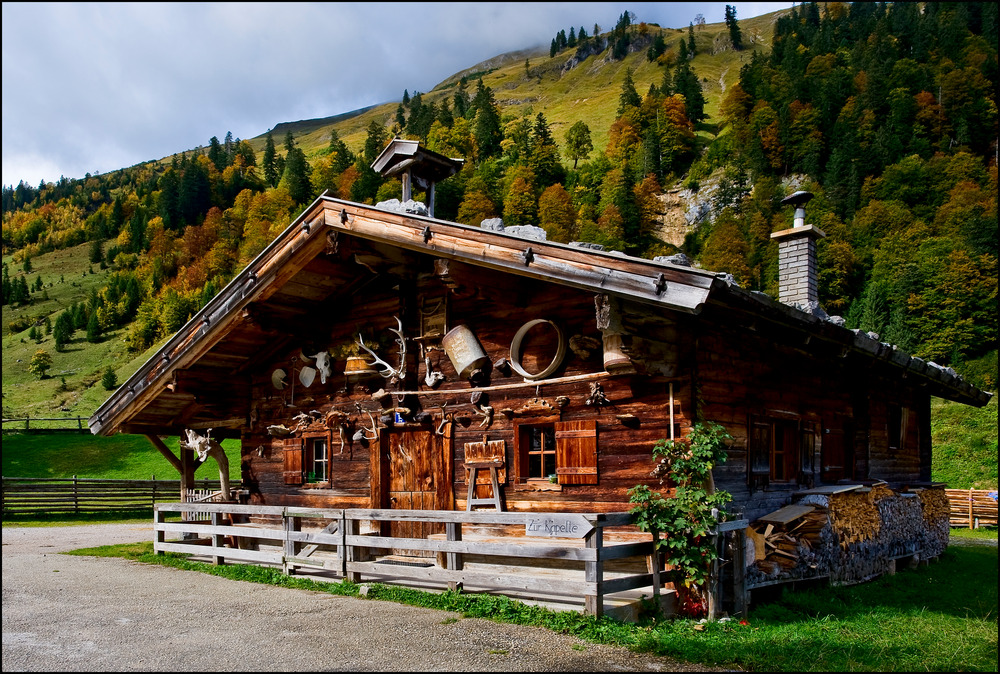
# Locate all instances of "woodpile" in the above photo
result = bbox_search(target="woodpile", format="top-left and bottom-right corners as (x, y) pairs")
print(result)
(745, 504), (833, 580)
(945, 488), (999, 529)
(745, 483), (952, 587)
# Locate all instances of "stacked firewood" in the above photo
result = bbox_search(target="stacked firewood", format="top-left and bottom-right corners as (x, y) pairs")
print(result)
(828, 488), (882, 547)
(745, 505), (832, 577)
(745, 484), (952, 586)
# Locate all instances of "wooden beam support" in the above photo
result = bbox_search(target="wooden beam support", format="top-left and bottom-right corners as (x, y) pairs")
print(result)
(144, 434), (182, 474)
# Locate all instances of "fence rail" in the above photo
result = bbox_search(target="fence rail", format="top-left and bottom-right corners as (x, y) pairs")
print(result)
(1, 417), (90, 433)
(2, 477), (241, 516)
(946, 488), (999, 528)
(153, 503), (666, 618)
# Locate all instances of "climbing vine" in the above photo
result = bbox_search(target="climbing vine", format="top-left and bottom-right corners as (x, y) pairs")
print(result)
(628, 422), (733, 594)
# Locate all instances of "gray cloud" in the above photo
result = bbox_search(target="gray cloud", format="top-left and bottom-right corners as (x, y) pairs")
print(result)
(2, 2), (792, 187)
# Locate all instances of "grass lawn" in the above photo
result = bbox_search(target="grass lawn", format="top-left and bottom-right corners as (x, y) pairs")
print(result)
(931, 395), (999, 490)
(64, 537), (997, 672)
(0, 432), (241, 480)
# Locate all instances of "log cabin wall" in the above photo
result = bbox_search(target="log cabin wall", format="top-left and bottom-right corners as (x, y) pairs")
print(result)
(235, 232), (937, 522)
(693, 301), (934, 521)
(239, 246), (696, 515)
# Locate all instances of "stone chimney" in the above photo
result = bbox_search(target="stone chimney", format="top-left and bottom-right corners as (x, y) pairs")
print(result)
(771, 191), (827, 317)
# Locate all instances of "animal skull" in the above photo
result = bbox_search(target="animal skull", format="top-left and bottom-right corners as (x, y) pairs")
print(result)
(180, 429), (231, 501)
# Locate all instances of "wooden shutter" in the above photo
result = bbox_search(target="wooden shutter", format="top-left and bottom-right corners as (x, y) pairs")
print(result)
(554, 420), (598, 485)
(283, 437), (304, 485)
(749, 417), (770, 493)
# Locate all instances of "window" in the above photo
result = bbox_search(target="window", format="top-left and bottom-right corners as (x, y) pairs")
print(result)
(306, 437), (328, 483)
(513, 418), (598, 487)
(525, 424), (557, 480)
(888, 404), (909, 451)
(748, 416), (815, 491)
(282, 434), (331, 485)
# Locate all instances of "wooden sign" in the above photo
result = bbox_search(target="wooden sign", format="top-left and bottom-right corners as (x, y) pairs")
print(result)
(525, 514), (593, 538)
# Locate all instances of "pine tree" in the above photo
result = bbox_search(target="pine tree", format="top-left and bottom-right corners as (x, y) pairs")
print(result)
(725, 5), (743, 50)
(101, 365), (118, 391)
(263, 130), (278, 187)
(688, 22), (697, 56)
(618, 67), (642, 116)
(86, 310), (102, 343)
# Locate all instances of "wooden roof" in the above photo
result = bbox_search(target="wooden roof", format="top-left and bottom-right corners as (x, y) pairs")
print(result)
(371, 138), (463, 186)
(89, 195), (991, 438)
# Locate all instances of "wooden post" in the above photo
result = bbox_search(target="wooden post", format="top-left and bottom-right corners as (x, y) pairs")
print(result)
(345, 516), (361, 583)
(72, 475), (79, 514)
(402, 169), (411, 202)
(584, 527), (604, 618)
(969, 488), (974, 529)
(180, 442), (195, 528)
(732, 527), (748, 618)
(211, 510), (226, 566)
(284, 513), (300, 574)
(154, 508), (166, 554)
(446, 521), (463, 590)
(650, 528), (660, 600)
(707, 532), (723, 620)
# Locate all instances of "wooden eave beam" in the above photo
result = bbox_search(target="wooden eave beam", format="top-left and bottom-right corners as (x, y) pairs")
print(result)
(708, 282), (993, 407)
(323, 199), (713, 314)
(91, 210), (329, 436)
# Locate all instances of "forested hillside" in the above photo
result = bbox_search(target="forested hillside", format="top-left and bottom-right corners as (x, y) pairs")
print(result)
(2, 3), (996, 422)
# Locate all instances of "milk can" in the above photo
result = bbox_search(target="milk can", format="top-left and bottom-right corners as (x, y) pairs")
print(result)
(442, 325), (490, 380)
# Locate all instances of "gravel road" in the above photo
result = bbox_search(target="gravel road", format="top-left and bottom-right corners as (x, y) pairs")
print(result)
(2, 523), (721, 672)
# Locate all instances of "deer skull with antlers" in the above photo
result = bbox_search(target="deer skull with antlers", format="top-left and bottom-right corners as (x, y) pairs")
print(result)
(356, 317), (407, 384)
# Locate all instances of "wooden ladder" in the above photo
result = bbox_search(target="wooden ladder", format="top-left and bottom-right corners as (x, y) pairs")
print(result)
(465, 460), (505, 511)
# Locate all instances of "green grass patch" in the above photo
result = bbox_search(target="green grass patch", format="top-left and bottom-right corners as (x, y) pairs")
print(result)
(949, 526), (998, 541)
(68, 539), (997, 672)
(931, 396), (999, 489)
(1, 432), (241, 480)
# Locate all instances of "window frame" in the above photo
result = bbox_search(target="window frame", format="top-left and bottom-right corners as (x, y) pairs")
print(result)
(748, 415), (815, 491)
(512, 416), (599, 490)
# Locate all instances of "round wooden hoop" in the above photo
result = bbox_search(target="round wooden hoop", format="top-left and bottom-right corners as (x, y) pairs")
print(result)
(509, 319), (566, 381)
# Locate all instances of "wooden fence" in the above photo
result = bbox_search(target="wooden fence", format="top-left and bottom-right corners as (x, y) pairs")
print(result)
(155, 503), (670, 617)
(153, 503), (749, 619)
(2, 477), (240, 516)
(946, 488), (999, 528)
(1, 416), (90, 433)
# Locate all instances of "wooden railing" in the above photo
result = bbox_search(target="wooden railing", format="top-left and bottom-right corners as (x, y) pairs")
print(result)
(945, 488), (999, 529)
(2, 477), (240, 516)
(1, 416), (89, 433)
(153, 503), (668, 617)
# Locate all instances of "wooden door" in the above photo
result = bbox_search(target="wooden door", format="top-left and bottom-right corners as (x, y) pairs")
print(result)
(385, 430), (444, 547)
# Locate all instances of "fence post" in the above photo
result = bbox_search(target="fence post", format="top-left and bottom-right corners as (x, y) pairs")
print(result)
(446, 521), (463, 590)
(73, 475), (79, 514)
(154, 507), (166, 554)
(733, 527), (748, 618)
(283, 512), (300, 575)
(969, 488), (974, 529)
(211, 510), (226, 566)
(584, 526), (604, 618)
(345, 516), (361, 583)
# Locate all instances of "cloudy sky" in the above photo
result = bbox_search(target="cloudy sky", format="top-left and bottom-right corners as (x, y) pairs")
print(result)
(2, 2), (792, 188)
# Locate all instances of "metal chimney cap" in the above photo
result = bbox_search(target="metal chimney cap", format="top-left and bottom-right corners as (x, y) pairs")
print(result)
(781, 190), (814, 206)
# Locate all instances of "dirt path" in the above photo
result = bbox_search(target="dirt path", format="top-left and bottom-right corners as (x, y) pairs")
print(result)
(2, 523), (722, 672)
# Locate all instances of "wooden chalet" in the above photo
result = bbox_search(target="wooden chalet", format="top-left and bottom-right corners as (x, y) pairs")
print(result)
(89, 193), (989, 511)
(88, 165), (990, 608)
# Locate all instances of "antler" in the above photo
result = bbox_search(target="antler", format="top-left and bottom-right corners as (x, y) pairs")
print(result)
(356, 316), (407, 381)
